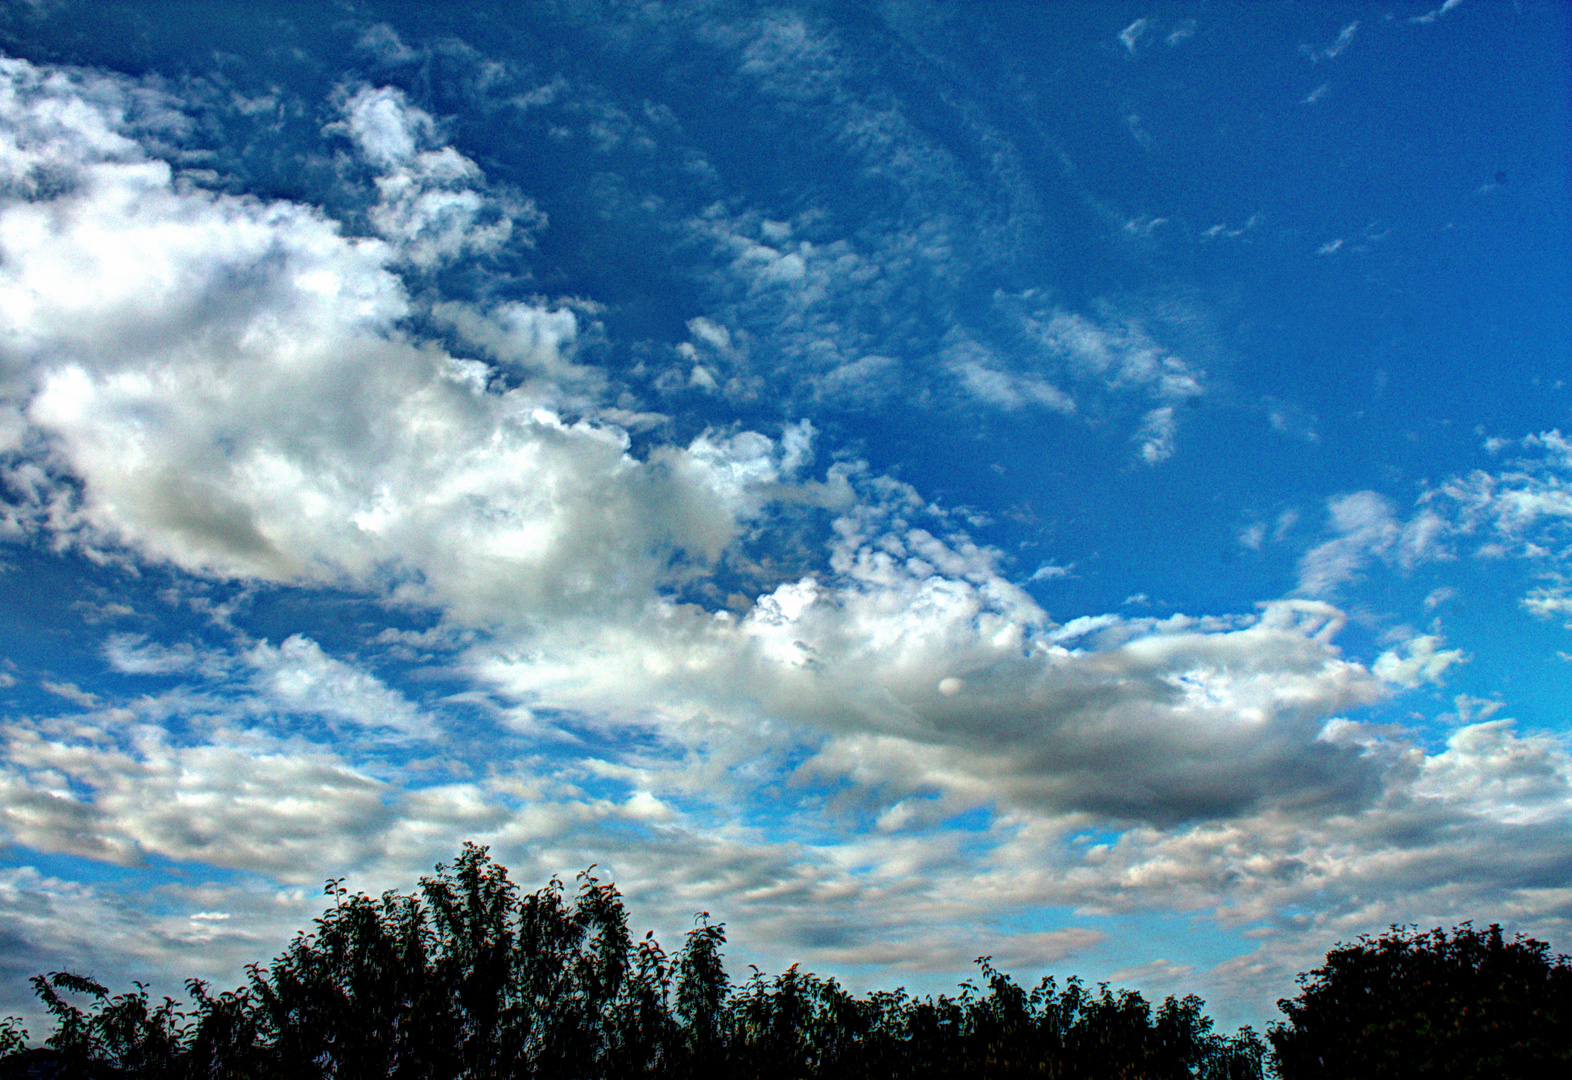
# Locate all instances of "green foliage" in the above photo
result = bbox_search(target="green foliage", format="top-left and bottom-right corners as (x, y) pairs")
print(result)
(1268, 922), (1572, 1079)
(0, 1016), (26, 1060)
(5, 843), (1266, 1078)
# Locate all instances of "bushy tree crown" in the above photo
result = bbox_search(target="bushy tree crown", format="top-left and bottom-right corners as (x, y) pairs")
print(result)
(1268, 922), (1572, 1079)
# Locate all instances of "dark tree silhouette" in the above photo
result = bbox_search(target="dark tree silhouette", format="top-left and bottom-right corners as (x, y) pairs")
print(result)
(1268, 922), (1572, 1079)
(3, 843), (1269, 1078)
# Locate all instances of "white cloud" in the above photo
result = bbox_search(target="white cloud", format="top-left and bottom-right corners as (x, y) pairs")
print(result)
(105, 634), (214, 676)
(245, 635), (435, 739)
(1122, 213), (1166, 235)
(430, 300), (586, 383)
(1373, 634), (1465, 689)
(41, 681), (98, 708)
(1425, 432), (1572, 620)
(626, 10), (1192, 437)
(1521, 587), (1572, 626)
(471, 484), (1393, 818)
(1275, 509), (1300, 540)
(1301, 22), (1358, 64)
(1303, 492), (1401, 589)
(687, 316), (733, 353)
(1438, 435), (1572, 546)
(1135, 406), (1177, 465)
(11, 684), (1555, 1009)
(331, 84), (532, 268)
(950, 352), (1075, 415)
(1413, 720), (1572, 824)
(943, 302), (1208, 442)
(1123, 114), (1153, 150)
(3, 585), (1566, 1035)
(973, 712), (1572, 994)
(1411, 0), (1467, 26)
(1032, 311), (1202, 402)
(0, 58), (812, 628)
(1323, 22), (1358, 60)
(0, 719), (393, 875)
(1119, 19), (1149, 53)
(1297, 492), (1447, 596)
(1398, 510), (1449, 567)
(0, 861), (291, 1029)
(338, 82), (429, 166)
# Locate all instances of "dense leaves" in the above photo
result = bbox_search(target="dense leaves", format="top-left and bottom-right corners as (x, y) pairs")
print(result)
(0, 844), (1260, 1077)
(1268, 922), (1572, 1079)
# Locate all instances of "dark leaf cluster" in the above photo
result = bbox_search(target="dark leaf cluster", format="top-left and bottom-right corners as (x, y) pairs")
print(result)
(1267, 922), (1572, 1079)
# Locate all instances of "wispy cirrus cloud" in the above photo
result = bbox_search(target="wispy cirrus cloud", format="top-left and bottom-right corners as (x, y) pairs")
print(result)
(1118, 19), (1149, 54)
(1411, 0), (1468, 26)
(1296, 491), (1449, 596)
(1303, 22), (1358, 63)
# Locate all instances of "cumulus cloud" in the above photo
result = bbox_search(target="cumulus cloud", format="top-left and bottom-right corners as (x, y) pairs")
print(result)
(1372, 634), (1465, 689)
(0, 58), (806, 627)
(0, 58), (1505, 820)
(4, 52), (1409, 867)
(472, 473), (1394, 823)
(330, 83), (533, 267)
(2, 587), (1564, 1034)
(430, 300), (588, 384)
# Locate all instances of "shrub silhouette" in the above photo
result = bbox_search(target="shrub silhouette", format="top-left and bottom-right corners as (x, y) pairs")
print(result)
(2, 843), (1268, 1077)
(1268, 922), (1572, 1079)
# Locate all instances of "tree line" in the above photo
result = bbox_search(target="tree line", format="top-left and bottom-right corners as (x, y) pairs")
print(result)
(1, 843), (1566, 1078)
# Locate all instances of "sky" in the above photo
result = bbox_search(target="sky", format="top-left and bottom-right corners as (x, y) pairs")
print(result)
(0, 0), (1568, 1033)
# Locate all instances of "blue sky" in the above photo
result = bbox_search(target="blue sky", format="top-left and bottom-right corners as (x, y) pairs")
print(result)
(0, 0), (1568, 1031)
